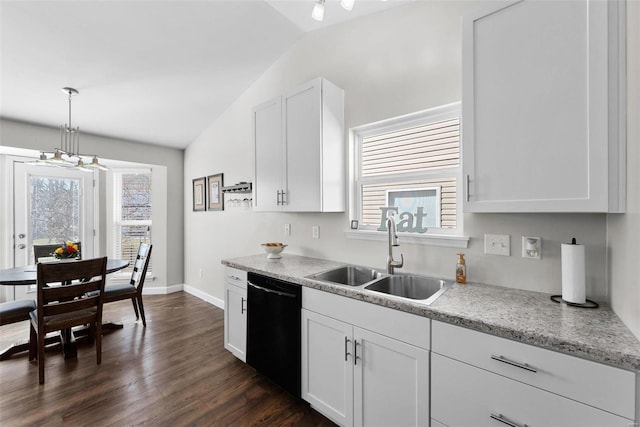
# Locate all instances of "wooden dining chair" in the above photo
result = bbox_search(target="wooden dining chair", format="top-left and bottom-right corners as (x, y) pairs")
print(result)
(33, 242), (82, 262)
(29, 257), (107, 384)
(0, 299), (37, 360)
(102, 243), (152, 327)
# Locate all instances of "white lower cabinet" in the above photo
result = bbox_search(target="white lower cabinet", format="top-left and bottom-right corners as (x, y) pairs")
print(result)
(431, 320), (637, 427)
(223, 267), (247, 361)
(353, 327), (429, 427)
(302, 288), (429, 427)
(431, 353), (631, 427)
(302, 309), (353, 426)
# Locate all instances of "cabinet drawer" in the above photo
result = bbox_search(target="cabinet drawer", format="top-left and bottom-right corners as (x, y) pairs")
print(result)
(302, 287), (430, 350)
(431, 353), (632, 427)
(432, 321), (635, 419)
(224, 267), (247, 289)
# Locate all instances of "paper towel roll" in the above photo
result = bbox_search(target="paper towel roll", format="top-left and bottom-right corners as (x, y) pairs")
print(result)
(561, 242), (586, 304)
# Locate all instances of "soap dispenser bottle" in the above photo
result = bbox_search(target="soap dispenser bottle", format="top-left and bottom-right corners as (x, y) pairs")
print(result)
(456, 253), (467, 284)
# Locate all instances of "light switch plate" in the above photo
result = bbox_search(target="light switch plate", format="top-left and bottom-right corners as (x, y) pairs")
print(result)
(284, 223), (291, 236)
(312, 226), (320, 239)
(484, 234), (510, 256)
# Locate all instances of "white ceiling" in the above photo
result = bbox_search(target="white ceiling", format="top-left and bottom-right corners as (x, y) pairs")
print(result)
(0, 0), (412, 149)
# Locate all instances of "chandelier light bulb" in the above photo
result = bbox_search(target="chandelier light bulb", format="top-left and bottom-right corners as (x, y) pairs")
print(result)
(341, 0), (355, 11)
(312, 0), (325, 21)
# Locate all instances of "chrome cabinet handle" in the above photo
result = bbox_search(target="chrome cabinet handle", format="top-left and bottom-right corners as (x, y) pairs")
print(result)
(344, 337), (351, 362)
(281, 190), (287, 205)
(241, 297), (246, 314)
(276, 190), (281, 206)
(227, 275), (241, 281)
(490, 413), (528, 427)
(354, 341), (361, 365)
(491, 354), (537, 373)
(465, 174), (471, 202)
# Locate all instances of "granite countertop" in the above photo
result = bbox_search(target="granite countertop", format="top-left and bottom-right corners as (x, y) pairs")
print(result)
(222, 253), (640, 371)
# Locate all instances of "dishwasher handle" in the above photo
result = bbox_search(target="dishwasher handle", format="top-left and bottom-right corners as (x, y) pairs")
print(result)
(248, 281), (298, 299)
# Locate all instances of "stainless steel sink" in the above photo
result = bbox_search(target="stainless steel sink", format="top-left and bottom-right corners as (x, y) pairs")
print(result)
(364, 274), (452, 303)
(308, 265), (383, 287)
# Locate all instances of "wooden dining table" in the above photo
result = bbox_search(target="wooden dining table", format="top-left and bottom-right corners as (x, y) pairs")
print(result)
(0, 258), (130, 360)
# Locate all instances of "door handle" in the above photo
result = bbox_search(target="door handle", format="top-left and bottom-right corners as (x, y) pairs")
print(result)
(18, 233), (26, 239)
(344, 337), (351, 361)
(354, 340), (361, 365)
(241, 297), (246, 314)
(490, 354), (537, 373)
(490, 413), (528, 427)
(17, 244), (26, 249)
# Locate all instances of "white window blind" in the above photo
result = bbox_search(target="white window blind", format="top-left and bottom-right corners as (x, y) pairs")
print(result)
(355, 104), (462, 235)
(361, 118), (460, 177)
(112, 169), (152, 275)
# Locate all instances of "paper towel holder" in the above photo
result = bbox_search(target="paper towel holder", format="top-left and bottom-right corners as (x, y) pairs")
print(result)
(550, 295), (599, 308)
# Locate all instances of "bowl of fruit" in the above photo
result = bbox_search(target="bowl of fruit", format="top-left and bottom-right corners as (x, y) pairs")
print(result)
(261, 242), (287, 259)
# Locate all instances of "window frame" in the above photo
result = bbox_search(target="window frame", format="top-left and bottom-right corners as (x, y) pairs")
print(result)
(108, 167), (153, 281)
(348, 102), (468, 248)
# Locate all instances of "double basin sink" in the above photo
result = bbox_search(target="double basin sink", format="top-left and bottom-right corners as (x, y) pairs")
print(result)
(307, 265), (453, 305)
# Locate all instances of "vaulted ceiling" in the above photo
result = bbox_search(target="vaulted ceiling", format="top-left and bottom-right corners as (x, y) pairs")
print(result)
(0, 0), (411, 149)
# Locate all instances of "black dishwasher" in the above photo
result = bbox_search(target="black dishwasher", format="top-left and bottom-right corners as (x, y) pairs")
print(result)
(246, 272), (301, 397)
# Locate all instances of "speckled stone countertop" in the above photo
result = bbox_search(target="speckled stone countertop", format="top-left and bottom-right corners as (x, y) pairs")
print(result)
(222, 253), (640, 371)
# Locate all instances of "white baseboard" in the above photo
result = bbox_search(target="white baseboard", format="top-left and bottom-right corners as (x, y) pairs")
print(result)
(143, 284), (184, 295)
(183, 285), (224, 310)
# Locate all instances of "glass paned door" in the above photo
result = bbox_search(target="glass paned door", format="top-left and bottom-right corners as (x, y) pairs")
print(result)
(13, 162), (95, 299)
(30, 175), (81, 248)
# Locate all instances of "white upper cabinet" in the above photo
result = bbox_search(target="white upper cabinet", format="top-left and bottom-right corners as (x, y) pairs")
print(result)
(253, 77), (345, 212)
(253, 97), (284, 212)
(462, 0), (625, 213)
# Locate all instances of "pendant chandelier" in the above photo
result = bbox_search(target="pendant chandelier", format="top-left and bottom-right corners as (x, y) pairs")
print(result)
(33, 87), (107, 171)
(312, 0), (355, 22)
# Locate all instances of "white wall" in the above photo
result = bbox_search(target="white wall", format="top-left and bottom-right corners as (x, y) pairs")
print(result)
(184, 2), (610, 304)
(608, 0), (640, 340)
(0, 118), (185, 289)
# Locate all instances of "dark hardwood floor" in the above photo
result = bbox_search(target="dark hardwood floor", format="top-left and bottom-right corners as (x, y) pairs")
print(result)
(0, 292), (335, 426)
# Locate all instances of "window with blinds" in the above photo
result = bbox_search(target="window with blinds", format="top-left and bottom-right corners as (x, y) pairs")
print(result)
(112, 169), (152, 275)
(355, 104), (461, 234)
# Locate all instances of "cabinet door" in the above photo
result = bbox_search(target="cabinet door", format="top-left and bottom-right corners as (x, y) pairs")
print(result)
(301, 309), (353, 427)
(353, 327), (429, 427)
(431, 353), (632, 427)
(253, 97), (284, 211)
(224, 284), (247, 361)
(284, 79), (322, 211)
(462, 0), (619, 212)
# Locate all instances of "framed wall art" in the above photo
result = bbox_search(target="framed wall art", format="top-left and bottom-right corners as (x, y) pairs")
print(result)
(207, 173), (224, 211)
(192, 177), (206, 212)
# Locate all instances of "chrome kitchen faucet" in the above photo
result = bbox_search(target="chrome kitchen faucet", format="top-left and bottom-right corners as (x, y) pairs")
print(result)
(386, 215), (404, 274)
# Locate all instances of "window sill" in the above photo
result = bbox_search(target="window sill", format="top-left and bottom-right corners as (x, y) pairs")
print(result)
(344, 230), (469, 248)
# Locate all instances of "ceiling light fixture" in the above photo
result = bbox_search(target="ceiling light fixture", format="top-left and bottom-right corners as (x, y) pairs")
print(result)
(312, 0), (356, 22)
(31, 87), (108, 171)
(341, 0), (355, 11)
(312, 0), (326, 21)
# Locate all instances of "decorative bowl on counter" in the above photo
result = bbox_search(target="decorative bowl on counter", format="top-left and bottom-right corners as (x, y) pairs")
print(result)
(261, 243), (287, 259)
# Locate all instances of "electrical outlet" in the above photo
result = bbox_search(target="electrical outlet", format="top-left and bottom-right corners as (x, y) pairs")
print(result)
(522, 236), (541, 259)
(312, 226), (320, 239)
(484, 234), (510, 256)
(284, 223), (291, 236)
(199, 268), (203, 278)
